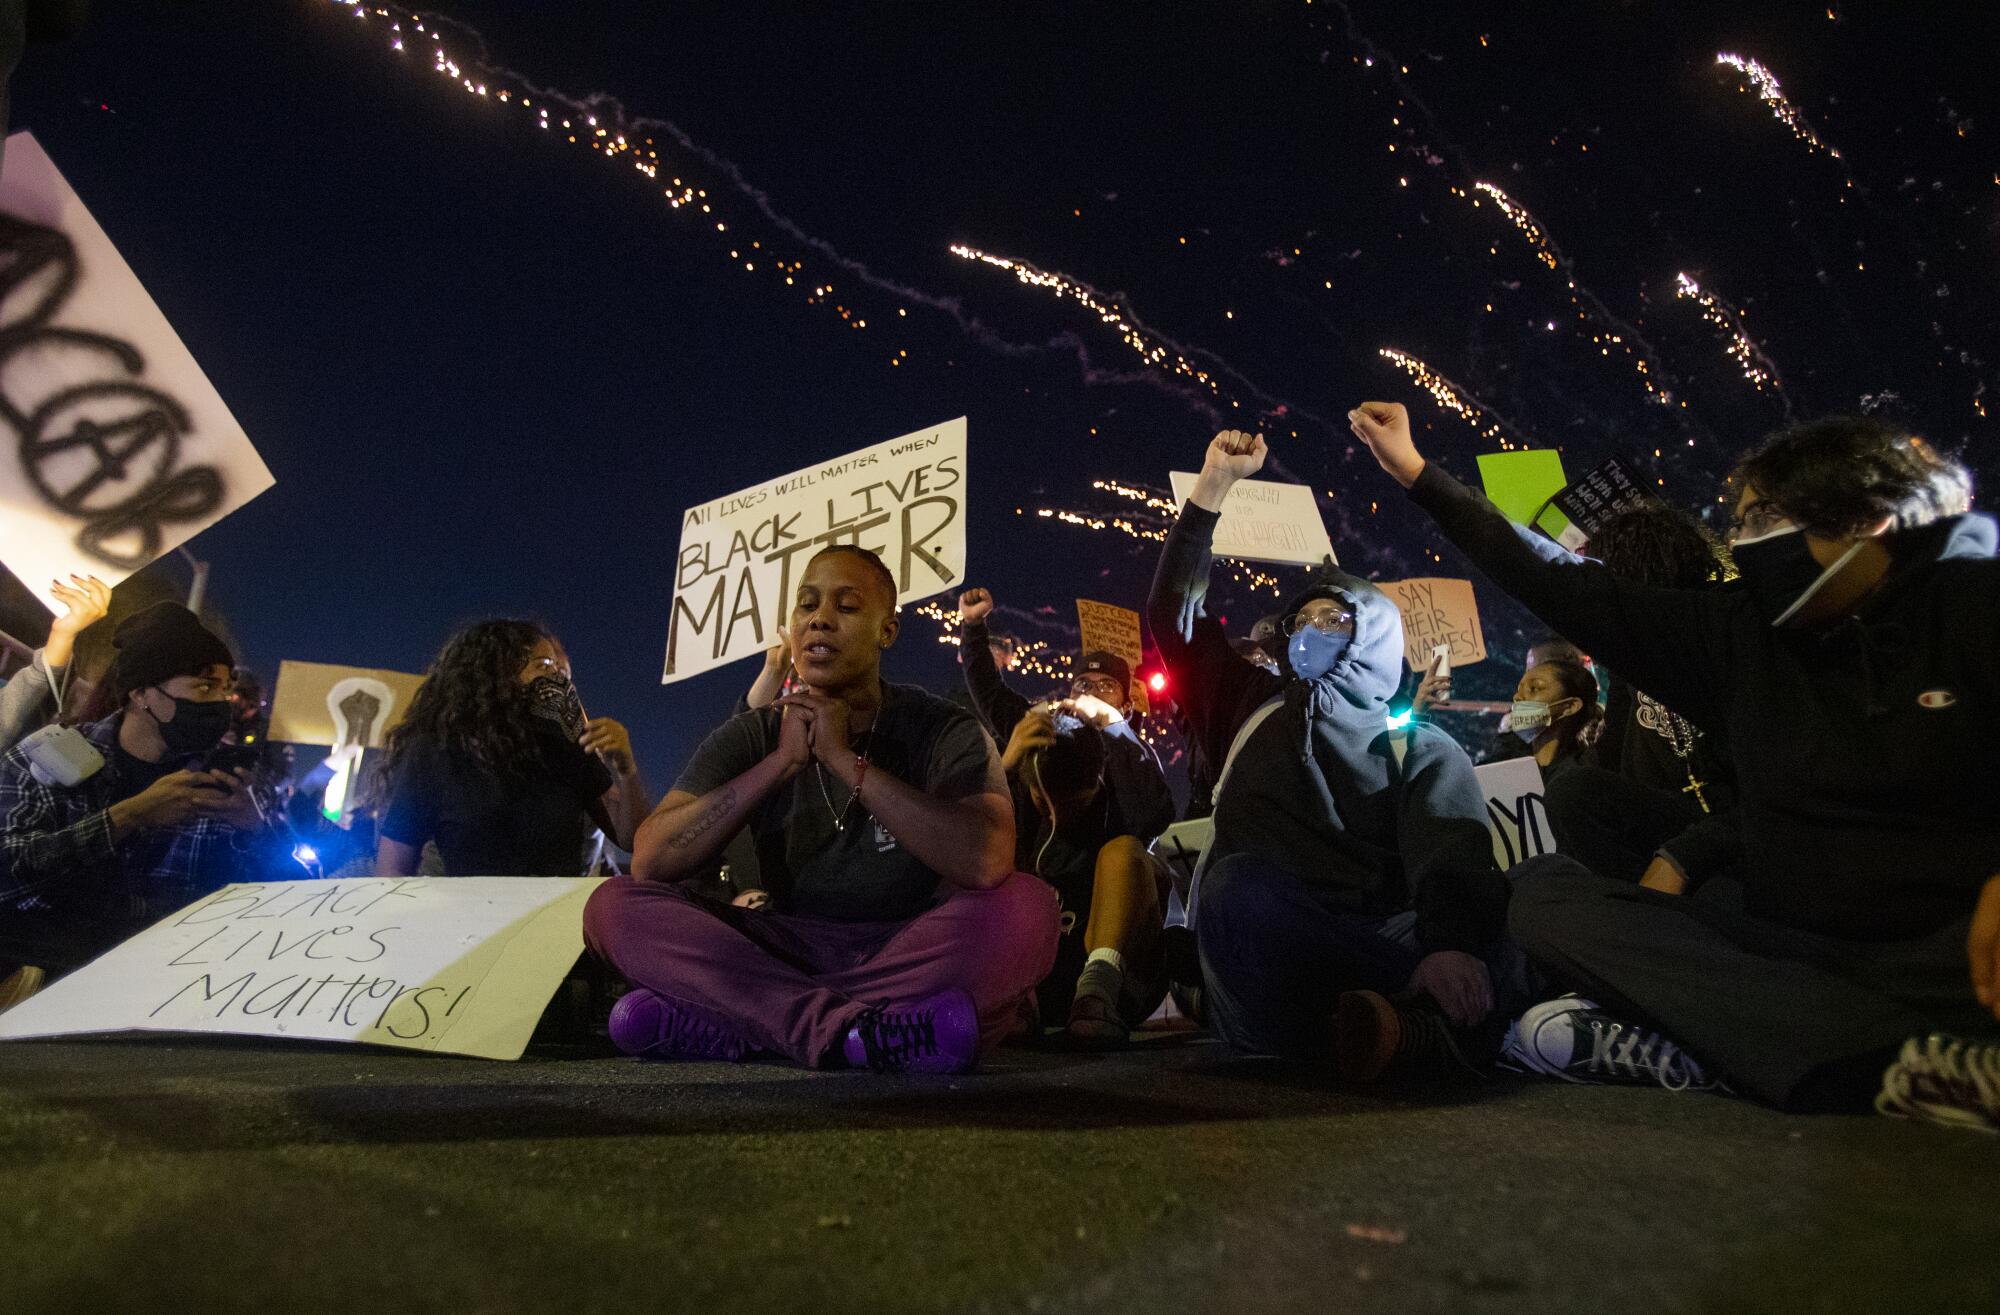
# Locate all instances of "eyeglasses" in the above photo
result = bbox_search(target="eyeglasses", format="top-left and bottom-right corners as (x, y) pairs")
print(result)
(1071, 674), (1124, 698)
(1283, 606), (1356, 637)
(1726, 501), (1795, 545)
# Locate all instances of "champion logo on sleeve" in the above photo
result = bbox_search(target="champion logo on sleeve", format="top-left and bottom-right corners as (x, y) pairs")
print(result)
(1916, 689), (1959, 710)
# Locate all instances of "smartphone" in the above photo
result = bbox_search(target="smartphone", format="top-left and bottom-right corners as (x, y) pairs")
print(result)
(197, 744), (263, 777)
(1430, 644), (1452, 680)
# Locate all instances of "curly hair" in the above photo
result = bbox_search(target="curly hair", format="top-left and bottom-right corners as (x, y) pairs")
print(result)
(1587, 505), (1730, 588)
(385, 619), (552, 781)
(1728, 416), (1972, 538)
(1536, 657), (1603, 764)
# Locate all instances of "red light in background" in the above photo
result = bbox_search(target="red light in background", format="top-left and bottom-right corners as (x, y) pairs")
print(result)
(1147, 671), (1168, 694)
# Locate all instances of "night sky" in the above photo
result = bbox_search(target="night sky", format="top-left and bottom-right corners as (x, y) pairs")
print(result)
(9, 0), (1995, 787)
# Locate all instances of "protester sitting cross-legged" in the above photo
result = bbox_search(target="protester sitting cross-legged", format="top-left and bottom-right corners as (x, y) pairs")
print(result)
(375, 620), (651, 877)
(1349, 401), (2000, 1128)
(957, 586), (1177, 1045)
(584, 545), (1059, 1074)
(0, 574), (109, 755)
(1542, 505), (1739, 883)
(0, 602), (284, 993)
(1150, 428), (1522, 1083)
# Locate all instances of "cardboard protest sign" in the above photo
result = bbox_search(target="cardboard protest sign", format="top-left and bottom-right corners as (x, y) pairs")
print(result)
(0, 877), (601, 1060)
(1475, 450), (1572, 542)
(0, 133), (274, 610)
(1551, 456), (1657, 548)
(1380, 577), (1487, 670)
(1167, 472), (1335, 567)
(267, 659), (426, 749)
(664, 417), (967, 684)
(1075, 597), (1148, 714)
(1473, 757), (1557, 869)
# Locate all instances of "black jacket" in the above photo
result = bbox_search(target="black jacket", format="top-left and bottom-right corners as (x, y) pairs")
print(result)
(1409, 462), (2000, 941)
(1148, 503), (1507, 953)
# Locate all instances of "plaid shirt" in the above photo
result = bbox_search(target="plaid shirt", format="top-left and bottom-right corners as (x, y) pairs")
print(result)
(0, 714), (283, 922)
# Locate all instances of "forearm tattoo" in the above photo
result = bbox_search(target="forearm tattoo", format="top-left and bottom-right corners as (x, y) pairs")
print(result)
(666, 786), (739, 851)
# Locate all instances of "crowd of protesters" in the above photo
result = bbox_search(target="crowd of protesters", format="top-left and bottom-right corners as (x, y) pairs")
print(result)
(0, 404), (1995, 1133)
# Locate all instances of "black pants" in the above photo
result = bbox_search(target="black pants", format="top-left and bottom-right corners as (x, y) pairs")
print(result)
(1508, 857), (1997, 1110)
(1544, 763), (1705, 883)
(1196, 852), (1535, 1060)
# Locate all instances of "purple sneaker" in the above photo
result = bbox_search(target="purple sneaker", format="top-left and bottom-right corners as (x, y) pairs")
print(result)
(607, 987), (748, 1062)
(842, 988), (980, 1074)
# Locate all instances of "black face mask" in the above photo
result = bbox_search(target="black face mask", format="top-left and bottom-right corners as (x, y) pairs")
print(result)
(525, 675), (586, 741)
(1732, 527), (1866, 627)
(148, 692), (233, 757)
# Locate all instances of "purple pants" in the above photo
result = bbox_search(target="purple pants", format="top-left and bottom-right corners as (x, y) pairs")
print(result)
(583, 872), (1061, 1067)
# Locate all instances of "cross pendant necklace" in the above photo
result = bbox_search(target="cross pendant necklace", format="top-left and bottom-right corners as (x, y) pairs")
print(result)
(814, 729), (871, 829)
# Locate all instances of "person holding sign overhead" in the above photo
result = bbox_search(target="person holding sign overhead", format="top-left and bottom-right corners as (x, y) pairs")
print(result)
(957, 586), (1176, 1046)
(586, 544), (1058, 1074)
(1150, 428), (1519, 1083)
(1349, 400), (2000, 1130)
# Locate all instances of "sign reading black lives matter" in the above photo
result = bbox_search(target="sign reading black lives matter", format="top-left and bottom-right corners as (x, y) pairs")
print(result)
(0, 133), (273, 607)
(0, 878), (601, 1060)
(663, 417), (968, 683)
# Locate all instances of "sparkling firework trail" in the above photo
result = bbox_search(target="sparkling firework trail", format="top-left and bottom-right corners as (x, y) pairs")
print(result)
(1376, 348), (1532, 447)
(322, 1), (1217, 414)
(1673, 273), (1793, 412)
(1715, 53), (1846, 164)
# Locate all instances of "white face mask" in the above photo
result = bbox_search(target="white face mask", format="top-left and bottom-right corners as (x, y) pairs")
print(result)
(1510, 699), (1552, 733)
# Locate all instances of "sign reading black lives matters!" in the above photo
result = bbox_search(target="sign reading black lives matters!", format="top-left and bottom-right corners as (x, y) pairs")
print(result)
(0, 878), (601, 1061)
(0, 132), (273, 609)
(663, 418), (968, 683)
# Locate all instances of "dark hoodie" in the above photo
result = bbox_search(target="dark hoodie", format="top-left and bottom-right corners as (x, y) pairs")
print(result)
(1408, 462), (2000, 942)
(1149, 503), (1508, 953)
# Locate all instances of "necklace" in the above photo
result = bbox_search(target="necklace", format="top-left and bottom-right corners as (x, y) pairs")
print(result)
(812, 729), (872, 829)
(1657, 707), (1712, 814)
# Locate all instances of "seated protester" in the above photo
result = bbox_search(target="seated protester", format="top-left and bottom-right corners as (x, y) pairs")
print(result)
(1544, 505), (1740, 881)
(377, 620), (651, 876)
(1476, 635), (1588, 765)
(585, 545), (1059, 1074)
(0, 602), (282, 983)
(1493, 656), (1602, 780)
(1151, 428), (1517, 1082)
(957, 586), (1177, 1045)
(1349, 402), (2000, 1127)
(0, 574), (109, 754)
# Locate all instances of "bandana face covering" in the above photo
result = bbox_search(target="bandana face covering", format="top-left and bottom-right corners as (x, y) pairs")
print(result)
(525, 675), (587, 741)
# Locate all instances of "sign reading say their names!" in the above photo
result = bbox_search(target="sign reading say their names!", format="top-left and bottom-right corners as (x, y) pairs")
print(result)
(1167, 472), (1335, 567)
(0, 877), (602, 1061)
(1380, 577), (1488, 670)
(0, 132), (275, 609)
(664, 418), (967, 684)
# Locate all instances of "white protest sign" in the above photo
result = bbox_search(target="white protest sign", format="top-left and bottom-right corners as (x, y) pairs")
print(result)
(0, 877), (601, 1060)
(1168, 472), (1335, 567)
(0, 132), (274, 609)
(664, 417), (967, 683)
(1473, 757), (1557, 870)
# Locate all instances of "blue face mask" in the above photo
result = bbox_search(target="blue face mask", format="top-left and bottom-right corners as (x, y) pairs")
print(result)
(1287, 625), (1353, 682)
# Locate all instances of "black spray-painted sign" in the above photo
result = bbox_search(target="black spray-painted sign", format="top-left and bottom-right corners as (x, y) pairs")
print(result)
(663, 417), (968, 683)
(0, 878), (601, 1060)
(0, 132), (273, 609)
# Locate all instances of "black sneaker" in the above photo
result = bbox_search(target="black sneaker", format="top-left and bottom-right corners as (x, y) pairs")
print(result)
(1875, 1033), (2000, 1133)
(1335, 990), (1496, 1083)
(1503, 994), (1721, 1091)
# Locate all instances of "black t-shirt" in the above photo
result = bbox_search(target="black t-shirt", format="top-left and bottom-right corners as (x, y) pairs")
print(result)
(381, 727), (614, 876)
(673, 680), (1004, 923)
